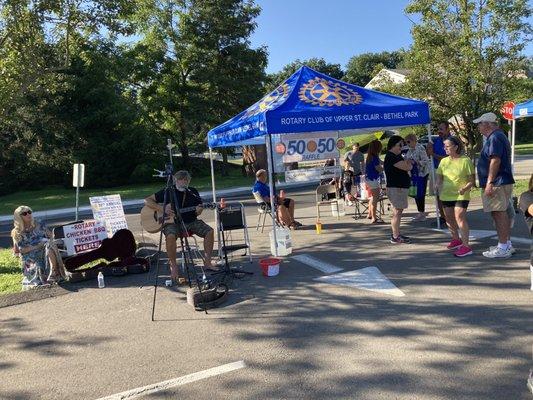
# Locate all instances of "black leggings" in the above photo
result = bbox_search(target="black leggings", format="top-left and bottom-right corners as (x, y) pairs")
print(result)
(414, 175), (429, 213)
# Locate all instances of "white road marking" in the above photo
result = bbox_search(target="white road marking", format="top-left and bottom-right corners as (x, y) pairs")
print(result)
(292, 254), (343, 274)
(431, 229), (531, 244)
(96, 360), (245, 400)
(431, 228), (497, 240)
(315, 267), (405, 297)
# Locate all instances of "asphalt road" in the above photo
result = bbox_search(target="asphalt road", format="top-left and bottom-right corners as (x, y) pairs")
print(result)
(1, 190), (532, 399)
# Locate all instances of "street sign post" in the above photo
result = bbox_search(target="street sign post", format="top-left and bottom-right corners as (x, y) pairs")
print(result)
(501, 101), (515, 121)
(72, 163), (85, 220)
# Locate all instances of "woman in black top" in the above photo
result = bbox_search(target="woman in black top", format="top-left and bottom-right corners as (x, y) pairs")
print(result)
(384, 136), (414, 244)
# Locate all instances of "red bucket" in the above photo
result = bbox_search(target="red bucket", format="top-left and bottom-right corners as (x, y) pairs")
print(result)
(259, 258), (281, 277)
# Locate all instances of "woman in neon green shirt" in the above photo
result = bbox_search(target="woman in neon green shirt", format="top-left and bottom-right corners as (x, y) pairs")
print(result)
(435, 136), (476, 257)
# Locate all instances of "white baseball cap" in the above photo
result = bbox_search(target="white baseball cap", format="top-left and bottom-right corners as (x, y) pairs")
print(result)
(473, 112), (498, 124)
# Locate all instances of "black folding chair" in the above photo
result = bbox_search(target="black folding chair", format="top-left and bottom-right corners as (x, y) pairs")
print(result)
(217, 203), (252, 263)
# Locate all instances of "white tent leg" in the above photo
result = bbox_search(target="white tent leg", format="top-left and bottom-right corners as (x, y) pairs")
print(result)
(511, 119), (516, 169)
(209, 147), (222, 258)
(427, 124), (441, 229)
(265, 136), (278, 256)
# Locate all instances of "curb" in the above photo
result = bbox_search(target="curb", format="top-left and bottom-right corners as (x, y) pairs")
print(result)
(0, 181), (315, 227)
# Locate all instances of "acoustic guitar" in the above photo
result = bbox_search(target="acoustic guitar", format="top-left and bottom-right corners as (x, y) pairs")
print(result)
(140, 203), (219, 233)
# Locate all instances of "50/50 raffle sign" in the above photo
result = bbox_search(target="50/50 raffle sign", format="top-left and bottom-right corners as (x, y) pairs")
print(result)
(278, 132), (343, 163)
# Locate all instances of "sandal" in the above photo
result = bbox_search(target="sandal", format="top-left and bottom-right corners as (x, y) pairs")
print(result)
(289, 223), (299, 230)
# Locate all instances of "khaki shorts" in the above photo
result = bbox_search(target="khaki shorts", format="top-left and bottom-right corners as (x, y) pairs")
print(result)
(481, 184), (513, 212)
(163, 219), (213, 238)
(387, 187), (408, 210)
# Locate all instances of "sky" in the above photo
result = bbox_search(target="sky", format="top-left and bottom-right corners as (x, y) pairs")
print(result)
(250, 0), (533, 74)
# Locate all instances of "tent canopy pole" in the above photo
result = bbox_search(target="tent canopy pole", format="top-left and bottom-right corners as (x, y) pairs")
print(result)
(265, 135), (278, 256)
(209, 147), (222, 258)
(427, 124), (441, 229)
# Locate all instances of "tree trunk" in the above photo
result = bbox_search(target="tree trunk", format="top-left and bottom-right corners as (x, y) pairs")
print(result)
(221, 148), (228, 176)
(242, 144), (267, 177)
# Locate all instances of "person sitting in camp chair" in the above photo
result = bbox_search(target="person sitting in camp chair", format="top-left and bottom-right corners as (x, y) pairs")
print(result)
(252, 169), (302, 230)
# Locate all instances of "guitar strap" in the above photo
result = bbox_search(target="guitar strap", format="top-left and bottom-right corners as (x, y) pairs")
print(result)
(181, 189), (187, 209)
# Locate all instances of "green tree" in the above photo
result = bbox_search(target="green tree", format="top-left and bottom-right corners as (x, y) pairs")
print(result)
(265, 58), (344, 91)
(404, 0), (532, 154)
(344, 50), (406, 86)
(130, 0), (266, 169)
(58, 41), (152, 187)
(0, 0), (140, 193)
(179, 0), (268, 175)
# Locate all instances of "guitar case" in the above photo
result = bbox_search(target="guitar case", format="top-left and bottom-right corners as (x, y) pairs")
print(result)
(65, 229), (150, 282)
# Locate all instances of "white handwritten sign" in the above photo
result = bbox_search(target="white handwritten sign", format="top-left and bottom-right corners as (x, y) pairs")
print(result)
(285, 166), (341, 183)
(89, 194), (128, 237)
(280, 132), (340, 163)
(63, 220), (108, 255)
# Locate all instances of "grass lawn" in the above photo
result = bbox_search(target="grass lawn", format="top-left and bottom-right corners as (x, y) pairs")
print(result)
(0, 249), (124, 296)
(514, 143), (533, 155)
(0, 249), (21, 295)
(0, 169), (254, 215)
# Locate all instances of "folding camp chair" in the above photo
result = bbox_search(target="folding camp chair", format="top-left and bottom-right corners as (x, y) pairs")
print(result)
(253, 191), (271, 233)
(316, 183), (341, 220)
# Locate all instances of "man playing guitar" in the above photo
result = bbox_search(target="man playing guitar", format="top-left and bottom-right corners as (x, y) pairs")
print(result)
(144, 170), (215, 284)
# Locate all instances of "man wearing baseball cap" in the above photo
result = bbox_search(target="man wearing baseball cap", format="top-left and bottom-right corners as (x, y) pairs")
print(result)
(474, 112), (515, 258)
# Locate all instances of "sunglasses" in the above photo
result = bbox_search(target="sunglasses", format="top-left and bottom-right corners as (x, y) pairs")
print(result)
(20, 211), (32, 216)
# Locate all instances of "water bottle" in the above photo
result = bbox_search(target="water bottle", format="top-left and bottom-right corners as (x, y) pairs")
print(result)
(97, 271), (105, 288)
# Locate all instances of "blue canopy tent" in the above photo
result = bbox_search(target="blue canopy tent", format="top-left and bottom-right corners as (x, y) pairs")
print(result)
(206, 66), (433, 254)
(511, 99), (533, 166)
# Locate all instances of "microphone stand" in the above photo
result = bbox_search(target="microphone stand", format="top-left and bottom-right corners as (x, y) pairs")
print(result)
(151, 140), (209, 320)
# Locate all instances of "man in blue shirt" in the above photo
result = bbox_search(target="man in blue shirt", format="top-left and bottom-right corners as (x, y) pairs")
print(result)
(252, 169), (301, 229)
(475, 112), (515, 258)
(430, 121), (452, 168)
(428, 121), (452, 226)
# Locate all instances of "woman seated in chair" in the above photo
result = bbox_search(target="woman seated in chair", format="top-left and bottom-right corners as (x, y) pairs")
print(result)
(11, 205), (65, 286)
(252, 169), (302, 230)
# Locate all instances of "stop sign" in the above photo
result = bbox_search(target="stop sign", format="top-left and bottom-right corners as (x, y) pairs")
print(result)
(500, 101), (515, 120)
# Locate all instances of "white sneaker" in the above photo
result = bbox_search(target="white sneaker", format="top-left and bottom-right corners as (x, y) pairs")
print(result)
(488, 245), (516, 255)
(482, 246), (513, 258)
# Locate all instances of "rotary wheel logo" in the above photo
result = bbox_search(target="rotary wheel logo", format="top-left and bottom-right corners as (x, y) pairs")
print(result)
(307, 140), (317, 152)
(299, 78), (362, 107)
(275, 142), (286, 154)
(241, 84), (290, 119)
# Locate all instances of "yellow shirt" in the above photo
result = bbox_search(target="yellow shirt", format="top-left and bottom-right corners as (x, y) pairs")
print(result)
(436, 156), (475, 201)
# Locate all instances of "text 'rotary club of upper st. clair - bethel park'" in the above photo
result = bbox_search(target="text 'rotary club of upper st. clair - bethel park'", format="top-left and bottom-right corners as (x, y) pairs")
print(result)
(280, 111), (420, 126)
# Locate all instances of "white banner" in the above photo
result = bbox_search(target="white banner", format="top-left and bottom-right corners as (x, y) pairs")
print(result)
(89, 194), (128, 237)
(279, 132), (341, 163)
(284, 165), (341, 183)
(63, 220), (108, 255)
